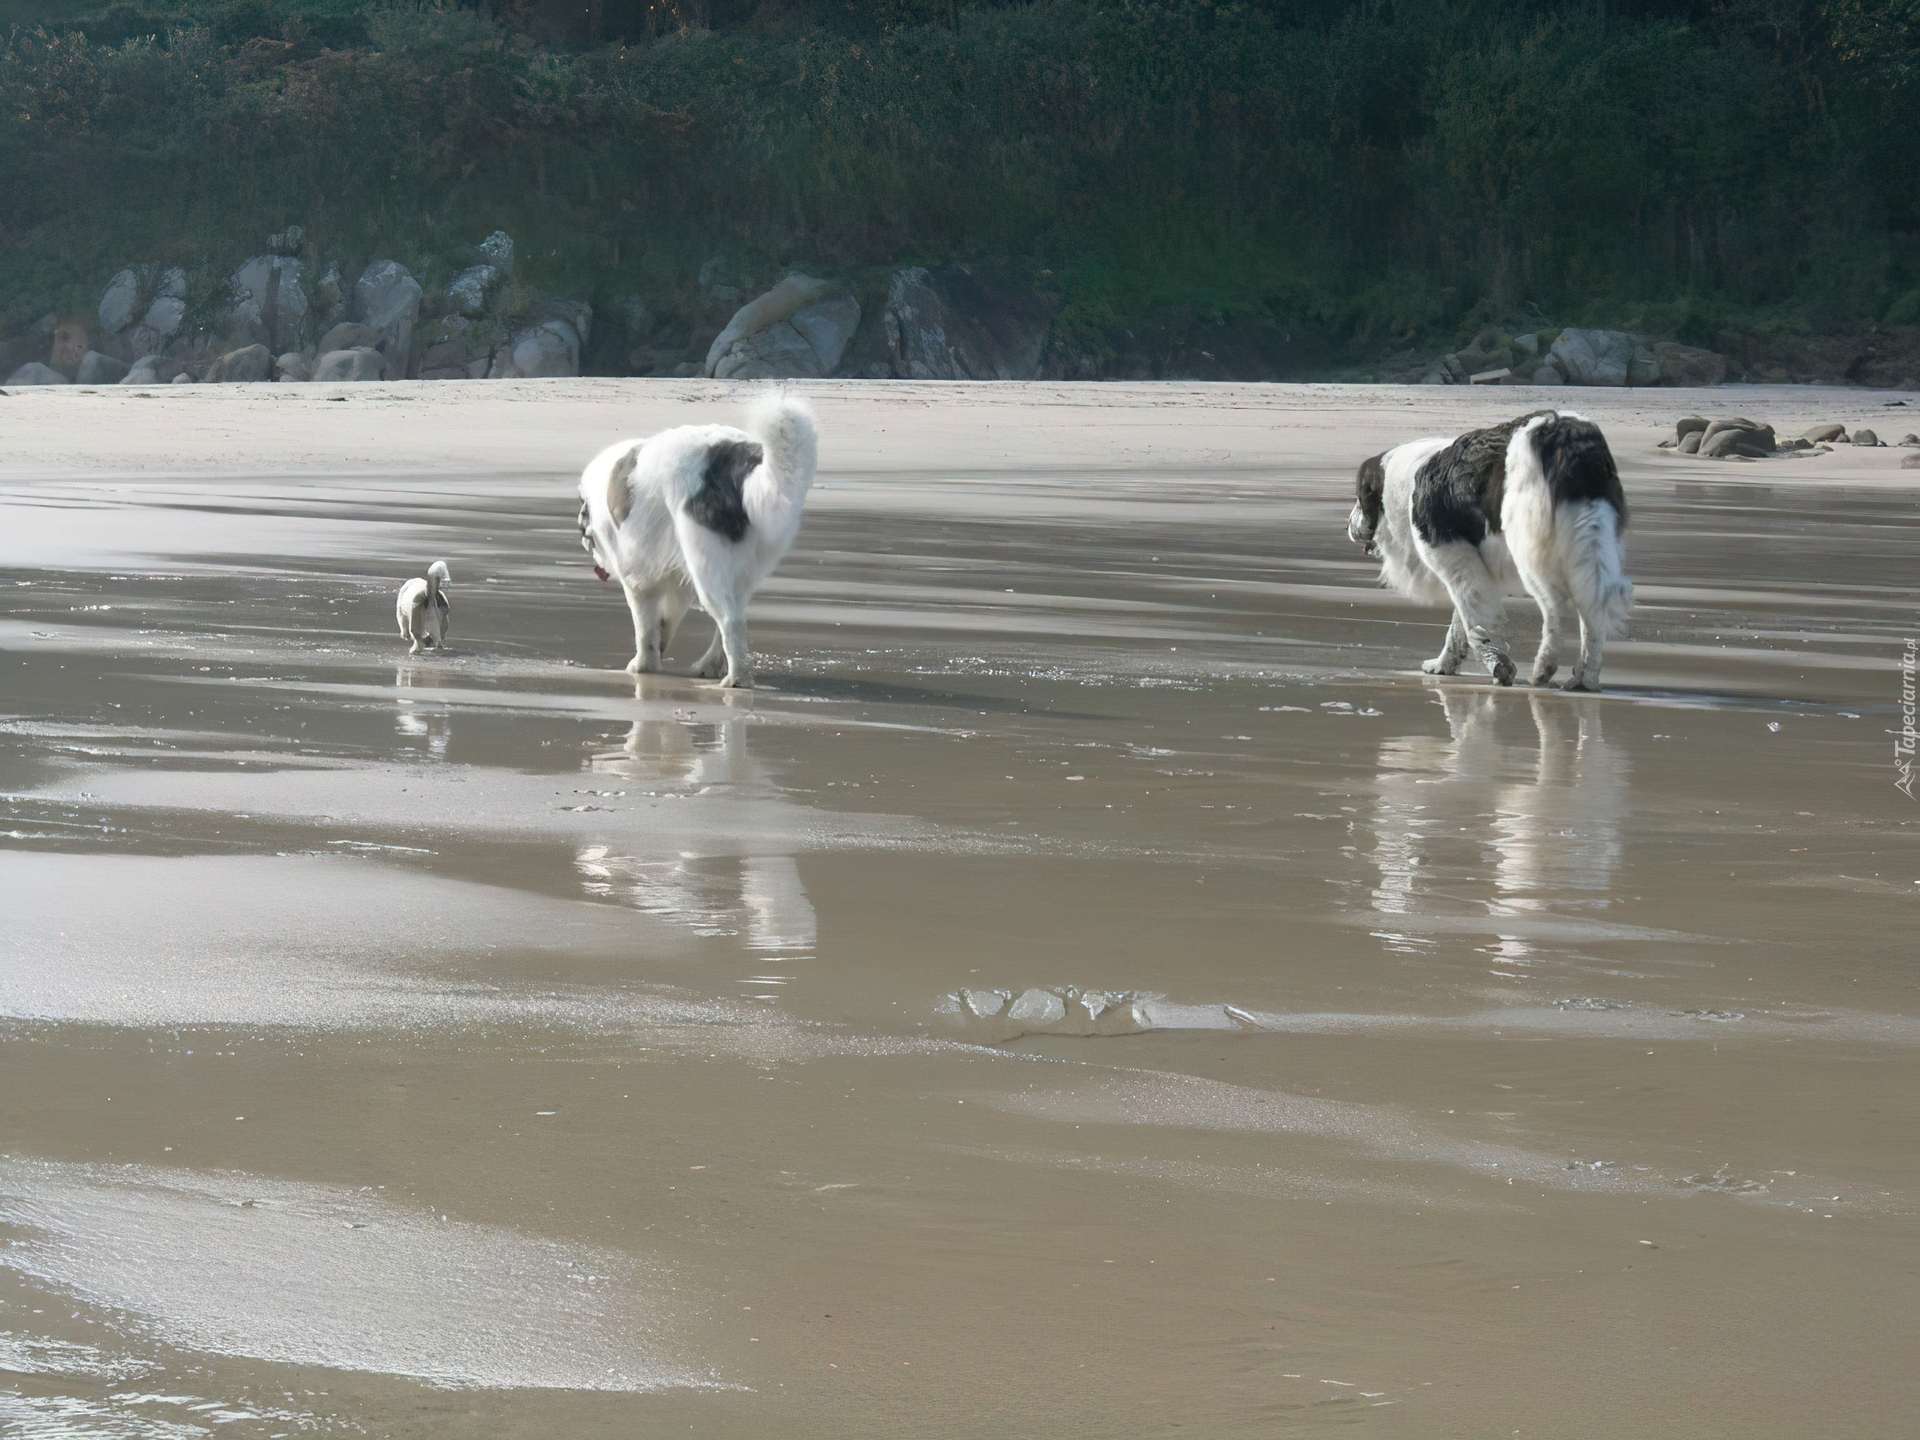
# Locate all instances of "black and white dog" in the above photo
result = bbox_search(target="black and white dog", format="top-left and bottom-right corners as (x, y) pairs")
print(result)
(577, 393), (817, 688)
(1347, 411), (1631, 691)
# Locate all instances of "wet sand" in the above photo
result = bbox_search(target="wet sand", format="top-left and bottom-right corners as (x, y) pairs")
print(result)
(2, 379), (1916, 1436)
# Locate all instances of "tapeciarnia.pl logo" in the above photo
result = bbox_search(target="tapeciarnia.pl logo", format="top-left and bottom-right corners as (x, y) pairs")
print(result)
(1899, 639), (1917, 799)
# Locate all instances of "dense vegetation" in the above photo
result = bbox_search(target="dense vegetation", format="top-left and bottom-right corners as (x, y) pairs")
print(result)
(1, 0), (1916, 368)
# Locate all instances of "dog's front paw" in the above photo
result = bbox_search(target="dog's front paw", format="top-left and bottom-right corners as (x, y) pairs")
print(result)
(715, 672), (754, 690)
(1489, 656), (1517, 687)
(1421, 656), (1457, 675)
(1558, 676), (1601, 693)
(692, 655), (726, 679)
(1529, 665), (1558, 687)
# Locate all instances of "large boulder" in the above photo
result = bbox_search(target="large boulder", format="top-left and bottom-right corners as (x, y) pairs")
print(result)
(121, 355), (186, 385)
(1546, 328), (1658, 387)
(274, 352), (311, 382)
(418, 314), (500, 379)
(206, 343), (272, 383)
(98, 266), (189, 356)
(6, 362), (69, 385)
(880, 264), (1052, 380)
(312, 346), (386, 382)
(312, 262), (347, 331)
(351, 261), (422, 376)
(711, 294), (862, 380)
(74, 350), (130, 385)
(489, 317), (582, 378)
(319, 321), (381, 355)
(228, 256), (307, 354)
(704, 273), (834, 376)
(446, 264), (501, 318)
(1652, 341), (1726, 387)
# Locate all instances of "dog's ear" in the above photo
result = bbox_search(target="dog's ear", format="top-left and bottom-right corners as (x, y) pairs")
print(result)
(1355, 453), (1386, 528)
(607, 445), (639, 525)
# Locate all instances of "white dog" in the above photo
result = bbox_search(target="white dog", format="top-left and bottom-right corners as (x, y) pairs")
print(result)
(1347, 410), (1632, 691)
(576, 393), (817, 688)
(396, 560), (451, 653)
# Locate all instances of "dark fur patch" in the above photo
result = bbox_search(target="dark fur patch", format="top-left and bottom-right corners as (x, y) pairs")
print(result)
(686, 439), (762, 543)
(1410, 411), (1556, 548)
(1530, 415), (1628, 528)
(607, 446), (638, 526)
(1353, 453), (1385, 536)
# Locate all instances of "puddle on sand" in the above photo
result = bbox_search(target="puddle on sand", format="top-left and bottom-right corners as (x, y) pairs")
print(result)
(2, 384), (1917, 1437)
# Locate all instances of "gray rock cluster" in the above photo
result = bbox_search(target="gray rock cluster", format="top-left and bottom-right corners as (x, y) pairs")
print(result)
(1423, 327), (1727, 387)
(1657, 415), (1910, 459)
(2, 228), (595, 388)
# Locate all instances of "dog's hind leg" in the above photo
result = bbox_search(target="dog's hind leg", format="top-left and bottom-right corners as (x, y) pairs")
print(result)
(1564, 613), (1605, 692)
(1424, 542), (1515, 685)
(1518, 576), (1573, 687)
(1422, 610), (1471, 675)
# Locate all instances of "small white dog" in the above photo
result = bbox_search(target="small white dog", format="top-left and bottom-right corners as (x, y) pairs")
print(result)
(396, 560), (451, 653)
(1347, 410), (1632, 690)
(576, 393), (818, 688)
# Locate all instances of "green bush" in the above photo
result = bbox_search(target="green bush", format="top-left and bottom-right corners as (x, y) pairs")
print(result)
(0, 0), (1915, 357)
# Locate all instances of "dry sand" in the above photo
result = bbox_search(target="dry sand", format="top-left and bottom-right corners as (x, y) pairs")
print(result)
(1, 379), (1916, 1437)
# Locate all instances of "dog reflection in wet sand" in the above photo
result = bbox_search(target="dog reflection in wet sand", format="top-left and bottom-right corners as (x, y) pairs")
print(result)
(577, 392), (818, 688)
(395, 560), (451, 654)
(1349, 411), (1632, 690)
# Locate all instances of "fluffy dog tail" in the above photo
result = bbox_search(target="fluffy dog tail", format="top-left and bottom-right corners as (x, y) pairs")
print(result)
(1563, 500), (1634, 639)
(1508, 413), (1633, 639)
(748, 391), (818, 495)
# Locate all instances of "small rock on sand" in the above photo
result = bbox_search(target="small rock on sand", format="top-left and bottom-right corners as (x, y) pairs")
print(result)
(1802, 423), (1847, 443)
(1851, 429), (1882, 446)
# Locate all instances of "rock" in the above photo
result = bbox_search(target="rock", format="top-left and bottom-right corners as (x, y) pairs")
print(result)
(266, 225), (304, 255)
(1652, 341), (1726, 387)
(6, 362), (69, 385)
(351, 261), (422, 376)
(1678, 429), (1703, 454)
(446, 264), (501, 318)
(1006, 988), (1067, 1025)
(49, 316), (89, 374)
(312, 347), (386, 382)
(1852, 428), (1882, 446)
(121, 355), (186, 385)
(704, 274), (835, 377)
(312, 262), (346, 329)
(1418, 368), (1448, 385)
(74, 350), (130, 385)
(880, 264), (1052, 380)
(141, 291), (186, 340)
(1675, 416), (1709, 440)
(1547, 328), (1633, 386)
(789, 296), (861, 374)
(1532, 362), (1565, 386)
(274, 352), (311, 382)
(228, 256), (307, 354)
(1801, 423), (1847, 443)
(961, 988), (1008, 1018)
(712, 320), (824, 381)
(99, 269), (143, 335)
(1514, 332), (1541, 356)
(169, 371), (193, 384)
(1898, 433), (1919, 445)
(477, 230), (514, 269)
(418, 314), (502, 378)
(1702, 426), (1768, 458)
(319, 322), (381, 354)
(1903, 453), (1920, 469)
(206, 343), (272, 383)
(489, 318), (581, 378)
(1701, 417), (1761, 443)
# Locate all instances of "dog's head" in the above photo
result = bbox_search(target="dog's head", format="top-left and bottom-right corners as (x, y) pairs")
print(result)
(1349, 452), (1386, 556)
(578, 500), (610, 582)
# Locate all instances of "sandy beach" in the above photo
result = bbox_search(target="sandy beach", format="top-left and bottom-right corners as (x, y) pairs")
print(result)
(2, 378), (1916, 1437)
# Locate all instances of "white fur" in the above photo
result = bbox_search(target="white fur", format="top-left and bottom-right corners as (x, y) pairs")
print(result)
(396, 559), (451, 654)
(1502, 413), (1633, 691)
(1354, 413), (1631, 690)
(578, 393), (818, 688)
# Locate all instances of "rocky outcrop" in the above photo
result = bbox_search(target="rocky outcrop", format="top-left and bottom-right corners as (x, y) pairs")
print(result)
(352, 261), (422, 377)
(704, 274), (835, 377)
(274, 352), (312, 382)
(120, 355), (186, 385)
(484, 300), (590, 379)
(97, 266), (187, 357)
(6, 362), (69, 385)
(446, 231), (513, 318)
(418, 314), (499, 379)
(877, 264), (1052, 380)
(1425, 326), (1727, 387)
(206, 343), (272, 383)
(319, 322), (381, 355)
(313, 347), (386, 382)
(1652, 413), (1903, 460)
(709, 285), (862, 381)
(74, 351), (130, 385)
(227, 256), (307, 354)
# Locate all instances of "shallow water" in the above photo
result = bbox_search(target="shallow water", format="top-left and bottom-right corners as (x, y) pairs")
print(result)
(1, 382), (1915, 1436)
